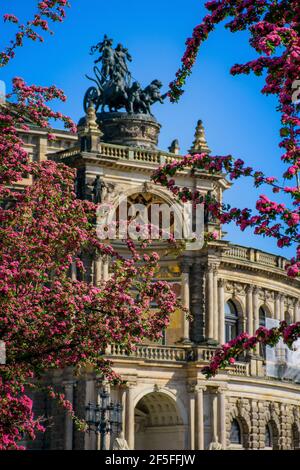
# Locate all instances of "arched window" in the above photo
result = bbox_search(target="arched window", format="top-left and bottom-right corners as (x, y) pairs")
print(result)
(292, 423), (300, 450)
(225, 300), (239, 343)
(265, 424), (273, 449)
(230, 419), (242, 445)
(259, 307), (266, 327)
(284, 311), (292, 324)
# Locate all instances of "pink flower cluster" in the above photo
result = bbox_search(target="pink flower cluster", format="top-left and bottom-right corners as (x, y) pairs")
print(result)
(202, 321), (300, 378)
(0, 1), (70, 66)
(154, 0), (300, 279)
(0, 7), (179, 447)
(0, 79), (179, 448)
(152, 151), (300, 278)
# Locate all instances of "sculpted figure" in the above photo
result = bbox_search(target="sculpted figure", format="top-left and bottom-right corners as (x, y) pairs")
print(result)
(85, 37), (167, 115)
(127, 82), (147, 114)
(92, 175), (106, 204)
(208, 436), (223, 450)
(112, 432), (130, 450)
(111, 68), (128, 100)
(115, 43), (132, 79)
(141, 80), (167, 115)
(92, 35), (115, 82)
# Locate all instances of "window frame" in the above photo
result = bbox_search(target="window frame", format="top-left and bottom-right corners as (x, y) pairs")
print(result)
(265, 423), (273, 450)
(225, 300), (239, 343)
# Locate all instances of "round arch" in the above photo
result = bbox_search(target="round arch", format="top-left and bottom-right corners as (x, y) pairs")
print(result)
(224, 297), (244, 342)
(133, 386), (188, 425)
(291, 422), (300, 449)
(100, 183), (186, 242)
(258, 302), (273, 320)
(111, 183), (185, 217)
(224, 296), (244, 319)
(284, 310), (292, 324)
(227, 408), (250, 449)
(264, 410), (280, 450)
(134, 388), (187, 450)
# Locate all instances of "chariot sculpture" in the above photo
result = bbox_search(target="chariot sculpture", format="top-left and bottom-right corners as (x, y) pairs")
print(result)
(83, 35), (168, 115)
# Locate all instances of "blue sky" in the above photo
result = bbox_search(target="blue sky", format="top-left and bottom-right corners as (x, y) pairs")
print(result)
(1, 0), (294, 258)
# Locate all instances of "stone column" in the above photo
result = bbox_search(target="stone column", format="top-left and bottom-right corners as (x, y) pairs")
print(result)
(195, 386), (206, 450)
(63, 381), (74, 450)
(295, 300), (300, 322)
(275, 293), (281, 321)
(125, 384), (135, 450)
(292, 299), (296, 323)
(206, 265), (214, 341)
(280, 295), (285, 321)
(253, 288), (260, 355)
(218, 279), (225, 344)
(218, 388), (227, 449)
(71, 262), (77, 282)
(37, 135), (48, 162)
(189, 389), (196, 450)
(213, 268), (219, 342)
(103, 257), (109, 282)
(246, 285), (253, 336)
(120, 386), (127, 438)
(181, 261), (191, 343)
(210, 388), (219, 443)
(93, 255), (103, 286)
(253, 288), (259, 335)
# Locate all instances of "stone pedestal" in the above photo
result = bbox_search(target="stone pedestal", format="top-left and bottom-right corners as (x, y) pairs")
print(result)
(96, 112), (161, 149)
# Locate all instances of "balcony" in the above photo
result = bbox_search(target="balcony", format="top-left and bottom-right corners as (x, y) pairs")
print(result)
(53, 141), (182, 166)
(222, 244), (287, 271)
(106, 343), (250, 376)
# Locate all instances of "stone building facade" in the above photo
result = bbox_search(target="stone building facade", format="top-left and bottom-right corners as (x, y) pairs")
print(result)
(13, 117), (77, 190)
(25, 108), (300, 451)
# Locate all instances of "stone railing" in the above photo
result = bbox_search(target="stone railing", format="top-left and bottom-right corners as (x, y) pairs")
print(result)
(225, 245), (249, 260)
(256, 252), (278, 267)
(107, 344), (250, 377)
(99, 143), (129, 159)
(228, 362), (249, 376)
(100, 142), (183, 165)
(51, 146), (81, 160)
(223, 244), (287, 271)
(53, 141), (183, 166)
(192, 347), (217, 362)
(108, 344), (188, 362)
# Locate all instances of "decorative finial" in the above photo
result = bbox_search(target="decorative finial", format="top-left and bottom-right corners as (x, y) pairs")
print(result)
(189, 120), (211, 155)
(84, 103), (99, 133)
(78, 102), (102, 152)
(168, 139), (180, 155)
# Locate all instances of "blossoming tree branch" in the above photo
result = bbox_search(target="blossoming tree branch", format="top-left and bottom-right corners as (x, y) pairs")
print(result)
(151, 0), (300, 378)
(0, 2), (178, 449)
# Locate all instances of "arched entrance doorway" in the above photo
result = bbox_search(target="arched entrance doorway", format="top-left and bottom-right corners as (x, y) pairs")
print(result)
(134, 392), (185, 450)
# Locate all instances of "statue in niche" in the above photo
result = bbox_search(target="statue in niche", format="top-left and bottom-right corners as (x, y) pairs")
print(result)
(92, 175), (106, 204)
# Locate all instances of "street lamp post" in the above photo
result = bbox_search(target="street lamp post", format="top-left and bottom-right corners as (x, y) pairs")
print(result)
(86, 388), (122, 450)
